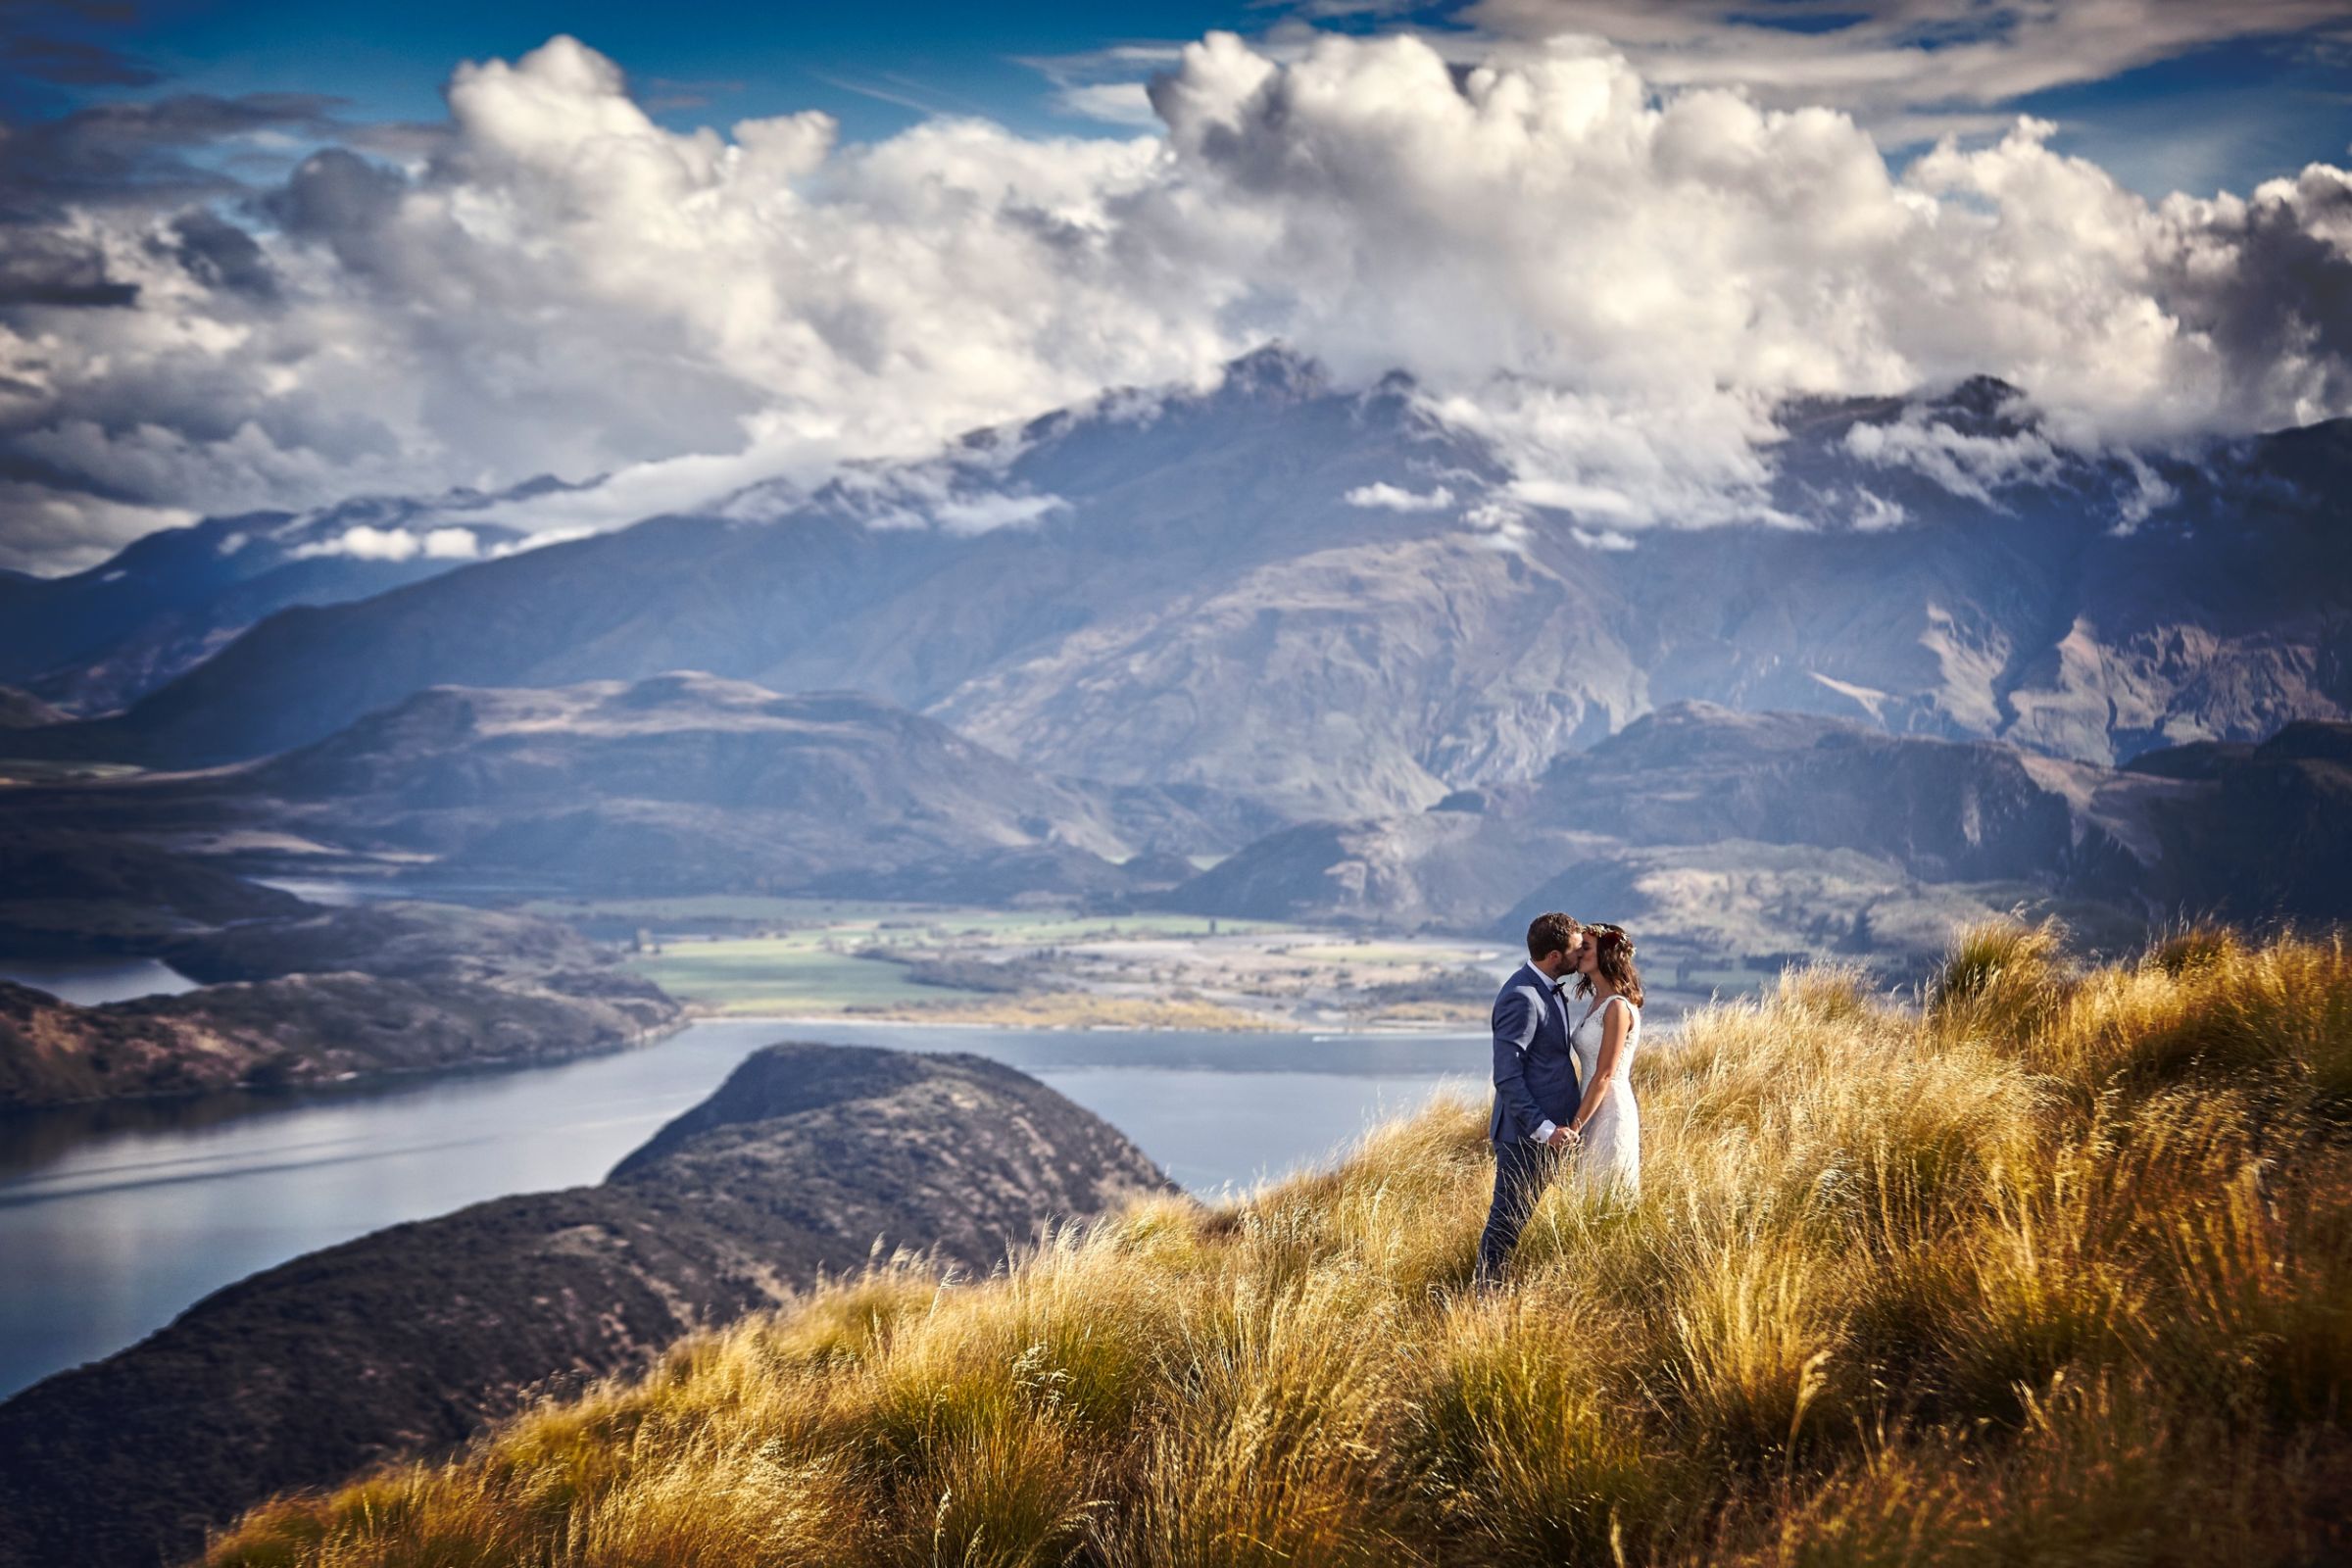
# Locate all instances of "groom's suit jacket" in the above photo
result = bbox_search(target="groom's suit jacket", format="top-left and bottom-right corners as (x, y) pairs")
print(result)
(1488, 961), (1583, 1146)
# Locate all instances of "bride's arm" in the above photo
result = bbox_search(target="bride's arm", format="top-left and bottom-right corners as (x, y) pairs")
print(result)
(1568, 1001), (1630, 1138)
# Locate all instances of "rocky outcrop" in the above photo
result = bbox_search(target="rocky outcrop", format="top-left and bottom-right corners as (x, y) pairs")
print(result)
(0, 1044), (1175, 1568)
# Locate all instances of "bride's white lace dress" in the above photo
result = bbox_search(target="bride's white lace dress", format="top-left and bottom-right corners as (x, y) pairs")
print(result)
(1569, 993), (1642, 1199)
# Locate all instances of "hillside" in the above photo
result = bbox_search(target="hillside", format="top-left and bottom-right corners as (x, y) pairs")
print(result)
(0, 1044), (1173, 1568)
(196, 925), (2352, 1566)
(11, 354), (2347, 816)
(0, 902), (682, 1107)
(0, 672), (1274, 904)
(0, 831), (314, 955)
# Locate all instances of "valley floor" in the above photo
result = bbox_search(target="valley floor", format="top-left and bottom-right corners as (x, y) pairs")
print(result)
(565, 897), (1751, 1030)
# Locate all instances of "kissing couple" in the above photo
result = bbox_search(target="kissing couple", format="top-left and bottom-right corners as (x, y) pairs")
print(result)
(1474, 912), (1645, 1288)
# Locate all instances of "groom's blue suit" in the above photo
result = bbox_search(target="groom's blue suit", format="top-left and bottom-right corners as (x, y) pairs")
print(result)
(1476, 960), (1583, 1283)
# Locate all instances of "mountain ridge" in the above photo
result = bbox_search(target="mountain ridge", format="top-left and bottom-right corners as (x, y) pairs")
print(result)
(7, 352), (2346, 824)
(1166, 702), (2351, 952)
(0, 479), (589, 714)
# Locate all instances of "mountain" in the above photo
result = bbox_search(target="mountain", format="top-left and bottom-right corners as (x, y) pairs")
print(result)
(0, 481), (565, 714)
(3, 672), (1275, 902)
(0, 1044), (1174, 1568)
(0, 901), (682, 1107)
(10, 351), (2348, 823)
(243, 669), (1270, 891)
(1167, 704), (2347, 957)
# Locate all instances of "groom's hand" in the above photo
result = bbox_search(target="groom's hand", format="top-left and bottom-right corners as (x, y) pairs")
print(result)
(1546, 1126), (1574, 1151)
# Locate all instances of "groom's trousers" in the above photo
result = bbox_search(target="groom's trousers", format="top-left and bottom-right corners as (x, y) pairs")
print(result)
(1475, 1138), (1564, 1285)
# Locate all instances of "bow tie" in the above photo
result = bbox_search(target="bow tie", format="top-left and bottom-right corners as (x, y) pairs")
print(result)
(1548, 979), (1569, 996)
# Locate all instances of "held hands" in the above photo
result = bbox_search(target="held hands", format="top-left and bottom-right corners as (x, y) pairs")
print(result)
(1546, 1124), (1579, 1151)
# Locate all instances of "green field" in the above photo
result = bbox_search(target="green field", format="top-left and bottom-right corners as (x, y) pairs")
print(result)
(620, 908), (1296, 1014)
(519, 895), (918, 926)
(530, 897), (1287, 944)
(625, 935), (989, 1014)
(883, 911), (1290, 943)
(1285, 940), (1495, 967)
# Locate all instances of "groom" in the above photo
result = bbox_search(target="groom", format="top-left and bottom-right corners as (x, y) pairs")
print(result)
(1474, 911), (1585, 1288)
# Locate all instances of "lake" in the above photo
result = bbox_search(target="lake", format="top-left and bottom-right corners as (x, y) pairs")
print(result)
(0, 1017), (1480, 1399)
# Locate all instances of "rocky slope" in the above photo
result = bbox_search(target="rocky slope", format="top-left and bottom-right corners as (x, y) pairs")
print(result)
(0, 902), (682, 1108)
(8, 352), (2345, 817)
(0, 1044), (1174, 1568)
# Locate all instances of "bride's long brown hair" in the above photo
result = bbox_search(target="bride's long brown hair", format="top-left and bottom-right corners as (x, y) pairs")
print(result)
(1574, 923), (1644, 1008)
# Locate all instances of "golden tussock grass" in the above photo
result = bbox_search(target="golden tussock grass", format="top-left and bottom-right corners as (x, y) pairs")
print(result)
(206, 922), (2352, 1567)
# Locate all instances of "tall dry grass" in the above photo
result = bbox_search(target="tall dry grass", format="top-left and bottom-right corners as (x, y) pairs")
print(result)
(206, 923), (2352, 1568)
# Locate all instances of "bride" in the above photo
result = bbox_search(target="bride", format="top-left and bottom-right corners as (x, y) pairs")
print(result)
(1566, 922), (1643, 1200)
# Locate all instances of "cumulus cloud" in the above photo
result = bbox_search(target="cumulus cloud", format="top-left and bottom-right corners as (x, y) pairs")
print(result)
(5, 28), (2352, 571)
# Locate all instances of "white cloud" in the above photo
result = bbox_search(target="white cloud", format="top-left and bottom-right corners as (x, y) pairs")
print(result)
(935, 492), (1071, 533)
(1454, 1), (2350, 143)
(1848, 487), (1907, 532)
(7, 28), (2352, 571)
(1344, 481), (1455, 511)
(289, 523), (480, 562)
(1570, 524), (1637, 551)
(1054, 82), (1160, 126)
(1842, 414), (2063, 508)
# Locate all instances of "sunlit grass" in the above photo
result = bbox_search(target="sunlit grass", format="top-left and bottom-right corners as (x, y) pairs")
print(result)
(207, 923), (2352, 1568)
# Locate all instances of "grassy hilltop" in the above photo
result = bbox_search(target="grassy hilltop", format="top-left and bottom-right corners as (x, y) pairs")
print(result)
(207, 924), (2352, 1567)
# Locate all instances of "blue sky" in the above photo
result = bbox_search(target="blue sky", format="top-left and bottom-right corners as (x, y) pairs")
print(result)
(15, 0), (2352, 197)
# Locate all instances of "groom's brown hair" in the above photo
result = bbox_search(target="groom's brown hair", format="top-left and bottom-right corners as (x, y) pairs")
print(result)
(1526, 912), (1582, 962)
